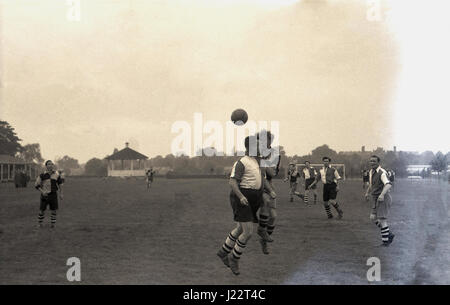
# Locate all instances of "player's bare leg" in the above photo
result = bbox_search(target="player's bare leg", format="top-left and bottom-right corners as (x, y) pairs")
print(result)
(261, 206), (277, 255)
(258, 196), (273, 242)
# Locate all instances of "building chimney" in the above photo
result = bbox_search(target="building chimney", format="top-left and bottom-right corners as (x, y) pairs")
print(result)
(361, 146), (365, 153)
(125, 142), (129, 148)
(394, 146), (397, 153)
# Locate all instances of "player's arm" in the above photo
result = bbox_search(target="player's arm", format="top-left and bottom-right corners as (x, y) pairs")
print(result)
(284, 169), (289, 182)
(377, 172), (392, 202)
(57, 174), (64, 200)
(309, 172), (320, 189)
(365, 184), (372, 200)
(34, 174), (46, 196)
(229, 161), (249, 205)
(334, 169), (342, 190)
(229, 178), (248, 205)
(263, 177), (276, 199)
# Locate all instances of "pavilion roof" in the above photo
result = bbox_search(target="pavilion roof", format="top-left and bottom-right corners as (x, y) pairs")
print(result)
(105, 147), (148, 161)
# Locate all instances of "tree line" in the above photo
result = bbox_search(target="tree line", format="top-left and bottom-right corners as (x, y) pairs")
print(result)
(1, 121), (448, 178)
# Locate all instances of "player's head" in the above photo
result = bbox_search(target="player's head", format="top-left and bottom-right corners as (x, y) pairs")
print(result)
(257, 130), (273, 148)
(304, 160), (310, 166)
(369, 155), (380, 168)
(244, 135), (259, 156)
(289, 162), (295, 169)
(45, 160), (54, 171)
(322, 157), (331, 167)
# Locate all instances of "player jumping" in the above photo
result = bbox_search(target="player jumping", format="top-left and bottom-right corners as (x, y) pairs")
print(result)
(256, 131), (281, 255)
(217, 135), (276, 275)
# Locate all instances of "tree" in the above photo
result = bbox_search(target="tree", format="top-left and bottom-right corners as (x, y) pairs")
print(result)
(85, 158), (108, 176)
(420, 151), (435, 164)
(311, 145), (337, 163)
(56, 155), (80, 175)
(0, 121), (22, 155)
(17, 143), (44, 164)
(430, 152), (448, 176)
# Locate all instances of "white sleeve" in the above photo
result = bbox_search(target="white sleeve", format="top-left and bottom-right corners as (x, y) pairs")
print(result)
(334, 169), (341, 180)
(381, 172), (390, 185)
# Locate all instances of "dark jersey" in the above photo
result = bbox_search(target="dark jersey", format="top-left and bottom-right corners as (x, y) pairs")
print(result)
(288, 169), (300, 182)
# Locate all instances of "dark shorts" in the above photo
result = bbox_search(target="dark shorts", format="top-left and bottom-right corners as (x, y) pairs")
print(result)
(230, 188), (263, 223)
(40, 193), (58, 211)
(323, 183), (338, 202)
(305, 178), (316, 190)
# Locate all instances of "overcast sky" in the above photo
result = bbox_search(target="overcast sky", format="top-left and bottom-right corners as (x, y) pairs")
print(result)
(1, 0), (449, 163)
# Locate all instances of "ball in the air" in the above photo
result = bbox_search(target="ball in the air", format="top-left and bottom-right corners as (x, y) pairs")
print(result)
(231, 109), (248, 126)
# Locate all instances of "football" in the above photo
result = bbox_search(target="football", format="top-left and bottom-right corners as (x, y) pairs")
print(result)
(231, 108), (248, 126)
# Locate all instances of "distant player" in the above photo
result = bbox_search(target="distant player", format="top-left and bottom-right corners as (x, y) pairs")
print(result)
(146, 168), (155, 189)
(362, 169), (370, 189)
(386, 169), (395, 191)
(35, 160), (64, 228)
(284, 162), (303, 202)
(217, 135), (276, 275)
(365, 155), (395, 246)
(308, 157), (343, 219)
(302, 161), (318, 204)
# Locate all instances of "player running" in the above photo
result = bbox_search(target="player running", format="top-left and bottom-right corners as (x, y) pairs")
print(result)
(365, 155), (395, 246)
(302, 161), (318, 205)
(35, 160), (64, 228)
(308, 157), (343, 219)
(284, 162), (303, 202)
(217, 135), (276, 275)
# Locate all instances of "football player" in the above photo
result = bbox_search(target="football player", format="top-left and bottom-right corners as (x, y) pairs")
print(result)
(35, 160), (64, 228)
(365, 155), (395, 246)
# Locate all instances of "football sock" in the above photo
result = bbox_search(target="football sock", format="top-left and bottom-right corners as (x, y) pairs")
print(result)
(324, 205), (332, 218)
(258, 214), (269, 231)
(222, 232), (238, 254)
(232, 237), (246, 260)
(51, 211), (57, 226)
(381, 226), (390, 243)
(38, 212), (44, 224)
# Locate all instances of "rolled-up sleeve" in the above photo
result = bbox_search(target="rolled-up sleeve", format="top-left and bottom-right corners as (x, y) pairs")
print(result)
(334, 169), (341, 180)
(35, 174), (42, 190)
(381, 172), (391, 185)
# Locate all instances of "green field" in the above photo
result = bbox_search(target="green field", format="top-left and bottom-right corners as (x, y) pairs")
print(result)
(0, 178), (449, 284)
